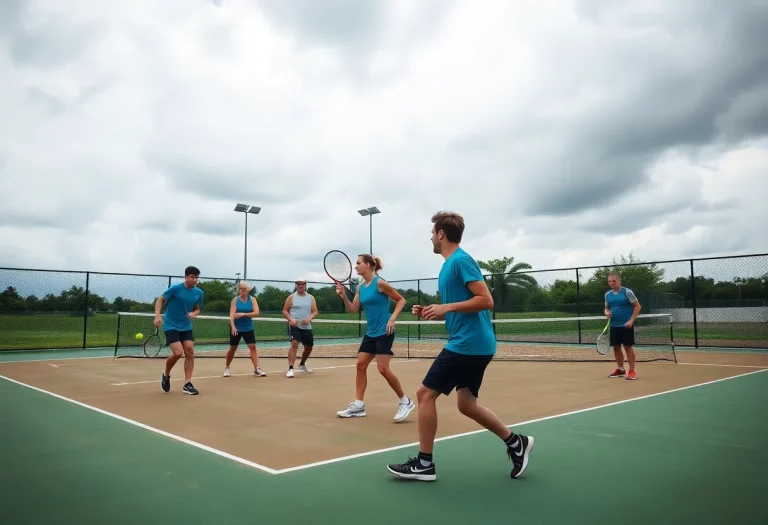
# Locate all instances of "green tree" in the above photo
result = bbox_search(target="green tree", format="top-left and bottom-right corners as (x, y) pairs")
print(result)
(581, 253), (666, 309)
(476, 256), (538, 311)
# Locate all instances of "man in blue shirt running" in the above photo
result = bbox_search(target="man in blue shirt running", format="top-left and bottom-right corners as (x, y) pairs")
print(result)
(387, 211), (534, 482)
(154, 266), (205, 395)
(604, 272), (641, 380)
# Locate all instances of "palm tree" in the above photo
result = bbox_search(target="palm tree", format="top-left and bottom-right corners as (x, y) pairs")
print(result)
(476, 257), (538, 310)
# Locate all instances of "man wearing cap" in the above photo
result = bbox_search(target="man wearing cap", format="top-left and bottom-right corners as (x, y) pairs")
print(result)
(282, 277), (318, 378)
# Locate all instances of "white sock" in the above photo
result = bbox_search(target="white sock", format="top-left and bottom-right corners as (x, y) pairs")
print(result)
(399, 396), (409, 404)
(354, 400), (365, 408)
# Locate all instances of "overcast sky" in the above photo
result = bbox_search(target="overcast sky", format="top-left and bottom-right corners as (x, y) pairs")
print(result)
(1, 0), (767, 286)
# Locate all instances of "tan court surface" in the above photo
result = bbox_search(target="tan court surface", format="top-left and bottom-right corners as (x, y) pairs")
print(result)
(1, 351), (766, 471)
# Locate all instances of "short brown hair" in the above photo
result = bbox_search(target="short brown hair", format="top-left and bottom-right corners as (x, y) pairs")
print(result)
(358, 254), (383, 273)
(431, 211), (464, 243)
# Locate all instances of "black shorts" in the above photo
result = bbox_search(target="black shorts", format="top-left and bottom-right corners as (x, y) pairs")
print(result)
(422, 348), (494, 398)
(288, 326), (314, 347)
(358, 332), (395, 355)
(610, 326), (635, 347)
(164, 329), (194, 345)
(230, 329), (256, 346)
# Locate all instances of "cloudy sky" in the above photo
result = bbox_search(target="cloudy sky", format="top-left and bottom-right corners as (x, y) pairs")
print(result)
(1, 0), (767, 286)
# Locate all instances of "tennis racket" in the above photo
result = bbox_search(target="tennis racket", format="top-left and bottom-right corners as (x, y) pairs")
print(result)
(324, 250), (354, 300)
(595, 319), (611, 355)
(144, 327), (162, 358)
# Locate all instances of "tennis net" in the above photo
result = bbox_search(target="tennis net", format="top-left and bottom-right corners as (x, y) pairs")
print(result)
(114, 312), (675, 362)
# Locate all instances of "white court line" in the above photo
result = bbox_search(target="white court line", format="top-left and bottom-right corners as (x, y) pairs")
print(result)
(274, 368), (768, 474)
(0, 373), (279, 475)
(676, 362), (768, 369)
(110, 359), (423, 386)
(2, 365), (765, 477)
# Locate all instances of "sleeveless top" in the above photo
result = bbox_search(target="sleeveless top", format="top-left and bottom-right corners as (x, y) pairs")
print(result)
(289, 292), (313, 330)
(359, 275), (390, 338)
(234, 296), (255, 332)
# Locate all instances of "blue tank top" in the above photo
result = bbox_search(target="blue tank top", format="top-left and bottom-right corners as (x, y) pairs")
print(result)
(234, 296), (255, 331)
(359, 275), (390, 337)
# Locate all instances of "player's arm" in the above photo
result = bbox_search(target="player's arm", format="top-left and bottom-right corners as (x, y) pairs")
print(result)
(447, 280), (493, 314)
(307, 296), (318, 322)
(336, 284), (361, 313)
(153, 286), (173, 326)
(626, 289), (641, 326)
(378, 280), (406, 320)
(282, 295), (297, 326)
(604, 295), (612, 318)
(249, 297), (260, 318)
(229, 297), (238, 332)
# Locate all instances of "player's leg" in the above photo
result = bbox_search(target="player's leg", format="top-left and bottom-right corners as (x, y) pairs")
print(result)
(161, 330), (183, 392)
(180, 332), (198, 395)
(336, 338), (376, 418)
(623, 327), (637, 380)
(224, 329), (240, 377)
(287, 326), (300, 377)
(242, 330), (265, 376)
(387, 349), (457, 480)
(298, 329), (314, 373)
(374, 333), (414, 422)
(609, 326), (626, 378)
(453, 355), (534, 478)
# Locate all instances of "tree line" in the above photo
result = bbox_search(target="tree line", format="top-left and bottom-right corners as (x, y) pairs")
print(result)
(1, 253), (765, 315)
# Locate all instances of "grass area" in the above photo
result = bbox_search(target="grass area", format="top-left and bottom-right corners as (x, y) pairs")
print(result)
(1, 311), (766, 351)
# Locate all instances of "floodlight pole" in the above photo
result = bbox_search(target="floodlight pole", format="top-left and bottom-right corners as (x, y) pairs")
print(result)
(357, 206), (381, 255)
(234, 204), (261, 281)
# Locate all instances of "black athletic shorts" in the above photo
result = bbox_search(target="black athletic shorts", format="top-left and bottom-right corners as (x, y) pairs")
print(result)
(164, 329), (194, 345)
(609, 326), (635, 347)
(230, 329), (256, 346)
(422, 348), (494, 398)
(288, 325), (314, 347)
(358, 332), (395, 355)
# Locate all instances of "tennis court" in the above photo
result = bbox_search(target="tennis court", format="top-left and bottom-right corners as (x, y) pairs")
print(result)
(1, 327), (766, 524)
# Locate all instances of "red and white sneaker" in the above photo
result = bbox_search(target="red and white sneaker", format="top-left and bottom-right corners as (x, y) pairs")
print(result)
(626, 370), (637, 380)
(608, 368), (626, 378)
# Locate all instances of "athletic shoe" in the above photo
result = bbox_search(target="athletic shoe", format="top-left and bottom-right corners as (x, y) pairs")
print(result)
(608, 368), (626, 378)
(223, 367), (231, 377)
(299, 364), (312, 373)
(182, 382), (199, 395)
(387, 457), (436, 481)
(626, 370), (637, 380)
(337, 402), (366, 418)
(254, 368), (267, 377)
(286, 368), (295, 378)
(161, 373), (170, 393)
(507, 435), (534, 478)
(394, 398), (415, 423)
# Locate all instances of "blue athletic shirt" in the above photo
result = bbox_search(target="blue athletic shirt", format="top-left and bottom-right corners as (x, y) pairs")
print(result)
(359, 275), (390, 338)
(161, 283), (204, 332)
(605, 287), (638, 327)
(438, 247), (496, 356)
(233, 296), (255, 332)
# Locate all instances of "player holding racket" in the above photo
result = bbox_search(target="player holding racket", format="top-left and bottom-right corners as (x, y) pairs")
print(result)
(387, 212), (534, 481)
(605, 272), (641, 380)
(334, 254), (415, 422)
(154, 266), (204, 395)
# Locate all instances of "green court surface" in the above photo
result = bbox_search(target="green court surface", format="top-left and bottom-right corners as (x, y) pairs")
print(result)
(0, 364), (765, 524)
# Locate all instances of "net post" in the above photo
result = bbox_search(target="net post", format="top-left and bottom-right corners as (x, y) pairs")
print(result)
(82, 271), (90, 350)
(114, 311), (121, 359)
(670, 315), (677, 363)
(575, 268), (582, 344)
(689, 259), (699, 348)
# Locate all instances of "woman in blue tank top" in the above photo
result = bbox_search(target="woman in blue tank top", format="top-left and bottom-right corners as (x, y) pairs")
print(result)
(224, 281), (266, 377)
(335, 254), (415, 423)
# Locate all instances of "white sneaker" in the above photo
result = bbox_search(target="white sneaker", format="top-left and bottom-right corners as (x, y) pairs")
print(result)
(223, 367), (231, 377)
(337, 402), (366, 418)
(299, 364), (312, 373)
(286, 368), (295, 378)
(254, 368), (267, 377)
(394, 398), (415, 422)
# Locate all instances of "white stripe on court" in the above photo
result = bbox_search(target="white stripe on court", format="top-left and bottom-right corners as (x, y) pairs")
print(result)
(675, 362), (768, 369)
(0, 373), (279, 475)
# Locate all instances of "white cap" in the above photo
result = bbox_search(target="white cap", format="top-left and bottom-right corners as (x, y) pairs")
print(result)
(295, 277), (307, 283)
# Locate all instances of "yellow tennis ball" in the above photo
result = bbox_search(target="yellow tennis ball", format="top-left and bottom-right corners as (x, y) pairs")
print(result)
(135, 333), (143, 341)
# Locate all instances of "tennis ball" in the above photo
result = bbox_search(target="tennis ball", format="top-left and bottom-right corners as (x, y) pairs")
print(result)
(135, 333), (144, 341)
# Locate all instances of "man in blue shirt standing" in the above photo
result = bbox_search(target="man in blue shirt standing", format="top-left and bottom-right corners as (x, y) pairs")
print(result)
(154, 266), (205, 395)
(604, 272), (641, 380)
(387, 211), (534, 482)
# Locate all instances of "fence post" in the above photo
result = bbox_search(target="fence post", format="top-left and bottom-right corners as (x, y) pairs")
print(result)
(576, 268), (582, 344)
(417, 280), (421, 340)
(82, 271), (90, 350)
(689, 259), (699, 348)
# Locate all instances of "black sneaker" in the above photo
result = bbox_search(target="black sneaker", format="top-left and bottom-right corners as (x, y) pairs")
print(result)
(161, 373), (170, 393)
(182, 382), (199, 395)
(387, 456), (436, 481)
(507, 435), (534, 478)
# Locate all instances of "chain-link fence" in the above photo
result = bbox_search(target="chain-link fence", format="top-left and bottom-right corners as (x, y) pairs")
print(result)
(1, 253), (766, 351)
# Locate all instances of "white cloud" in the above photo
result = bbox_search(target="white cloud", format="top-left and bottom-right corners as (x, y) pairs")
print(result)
(0, 0), (766, 290)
